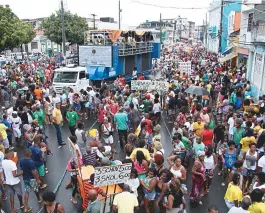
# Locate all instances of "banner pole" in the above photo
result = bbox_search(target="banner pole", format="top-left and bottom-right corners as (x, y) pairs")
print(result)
(111, 184), (117, 207)
(103, 185), (109, 213)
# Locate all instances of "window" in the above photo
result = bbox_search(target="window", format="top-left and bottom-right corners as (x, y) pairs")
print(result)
(247, 13), (253, 32)
(31, 42), (38, 50)
(79, 71), (86, 79)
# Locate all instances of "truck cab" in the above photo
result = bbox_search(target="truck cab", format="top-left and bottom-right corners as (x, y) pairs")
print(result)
(52, 65), (91, 94)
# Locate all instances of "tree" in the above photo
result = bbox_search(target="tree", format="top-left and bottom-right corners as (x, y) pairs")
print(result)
(0, 6), (35, 51)
(41, 11), (88, 45)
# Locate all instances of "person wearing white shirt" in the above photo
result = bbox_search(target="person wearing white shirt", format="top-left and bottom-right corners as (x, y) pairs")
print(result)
(132, 96), (139, 110)
(2, 151), (24, 212)
(124, 169), (140, 196)
(11, 112), (22, 140)
(228, 196), (251, 213)
(96, 144), (112, 159)
(258, 155), (265, 173)
(228, 114), (236, 141)
(132, 67), (137, 79)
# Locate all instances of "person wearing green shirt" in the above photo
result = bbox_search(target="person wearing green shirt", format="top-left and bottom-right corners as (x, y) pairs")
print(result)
(143, 96), (152, 113)
(114, 108), (128, 148)
(33, 106), (45, 127)
(39, 68), (45, 84)
(11, 80), (18, 89)
(233, 119), (245, 148)
(181, 136), (191, 149)
(230, 89), (237, 105)
(66, 107), (79, 136)
(33, 106), (46, 143)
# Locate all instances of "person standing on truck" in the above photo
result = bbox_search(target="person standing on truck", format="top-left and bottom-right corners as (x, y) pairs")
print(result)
(132, 67), (137, 80)
(118, 75), (126, 86)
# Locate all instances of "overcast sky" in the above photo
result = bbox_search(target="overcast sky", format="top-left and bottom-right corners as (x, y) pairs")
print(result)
(2, 0), (211, 26)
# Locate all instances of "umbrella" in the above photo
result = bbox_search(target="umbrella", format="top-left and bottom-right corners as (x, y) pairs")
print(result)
(185, 86), (209, 96)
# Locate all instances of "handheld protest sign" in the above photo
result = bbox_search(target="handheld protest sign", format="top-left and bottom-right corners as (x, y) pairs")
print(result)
(93, 164), (132, 187)
(131, 80), (168, 92)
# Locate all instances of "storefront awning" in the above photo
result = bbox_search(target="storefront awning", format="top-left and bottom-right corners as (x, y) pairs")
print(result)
(237, 47), (249, 56)
(87, 66), (97, 75)
(219, 52), (237, 63)
(222, 47), (233, 56)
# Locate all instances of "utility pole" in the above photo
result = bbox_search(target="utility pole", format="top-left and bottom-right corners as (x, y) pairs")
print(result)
(173, 20), (176, 44)
(91, 14), (96, 29)
(160, 13), (162, 45)
(61, 0), (66, 57)
(205, 13), (208, 48)
(118, 0), (122, 29)
(219, 0), (224, 55)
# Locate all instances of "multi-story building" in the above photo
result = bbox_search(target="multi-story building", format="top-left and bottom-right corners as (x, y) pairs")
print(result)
(21, 16), (118, 54)
(22, 18), (61, 54)
(221, 0), (242, 54)
(188, 22), (196, 39)
(207, 0), (221, 53)
(247, 0), (265, 98)
(238, 1), (256, 77)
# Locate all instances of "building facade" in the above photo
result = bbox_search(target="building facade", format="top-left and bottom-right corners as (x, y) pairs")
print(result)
(238, 2), (255, 77)
(221, 0), (242, 53)
(207, 0), (221, 53)
(247, 0), (265, 98)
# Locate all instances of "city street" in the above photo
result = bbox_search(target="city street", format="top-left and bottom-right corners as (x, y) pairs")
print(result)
(2, 113), (227, 213)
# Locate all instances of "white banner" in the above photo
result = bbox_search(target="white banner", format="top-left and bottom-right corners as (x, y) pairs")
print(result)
(131, 80), (169, 91)
(79, 45), (112, 67)
(94, 164), (132, 187)
(178, 61), (192, 76)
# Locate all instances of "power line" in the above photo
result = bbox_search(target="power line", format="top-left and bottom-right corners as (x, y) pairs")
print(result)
(131, 0), (207, 9)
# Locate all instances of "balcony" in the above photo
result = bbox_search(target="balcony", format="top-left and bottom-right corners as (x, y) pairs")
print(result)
(252, 21), (265, 43)
(118, 42), (154, 56)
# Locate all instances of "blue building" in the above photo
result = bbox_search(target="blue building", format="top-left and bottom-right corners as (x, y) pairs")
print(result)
(221, 0), (241, 53)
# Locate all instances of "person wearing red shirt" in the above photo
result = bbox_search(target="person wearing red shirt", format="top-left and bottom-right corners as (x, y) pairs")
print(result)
(98, 104), (108, 137)
(142, 113), (153, 135)
(201, 124), (214, 146)
(138, 74), (145, 80)
(82, 174), (106, 210)
(118, 75), (126, 86)
(110, 100), (119, 115)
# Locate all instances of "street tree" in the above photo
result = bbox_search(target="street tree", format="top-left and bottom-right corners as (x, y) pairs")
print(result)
(41, 11), (88, 45)
(0, 6), (35, 51)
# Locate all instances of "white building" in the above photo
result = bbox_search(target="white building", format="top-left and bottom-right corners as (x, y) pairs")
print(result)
(207, 0), (221, 53)
(21, 16), (120, 54)
(238, 1), (256, 74)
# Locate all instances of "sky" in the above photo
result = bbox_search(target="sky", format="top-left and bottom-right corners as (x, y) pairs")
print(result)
(1, 0), (212, 26)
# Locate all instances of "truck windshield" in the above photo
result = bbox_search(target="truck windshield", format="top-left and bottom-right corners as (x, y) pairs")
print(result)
(54, 72), (78, 83)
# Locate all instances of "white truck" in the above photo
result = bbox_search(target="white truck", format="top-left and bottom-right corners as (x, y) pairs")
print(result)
(52, 65), (92, 94)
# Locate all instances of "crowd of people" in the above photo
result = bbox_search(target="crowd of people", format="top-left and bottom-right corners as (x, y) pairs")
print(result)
(0, 41), (265, 213)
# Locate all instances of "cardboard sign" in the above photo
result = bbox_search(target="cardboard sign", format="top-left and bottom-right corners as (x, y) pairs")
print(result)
(94, 164), (132, 187)
(178, 61), (192, 76)
(131, 80), (169, 91)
